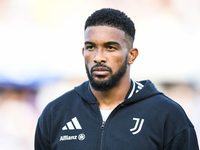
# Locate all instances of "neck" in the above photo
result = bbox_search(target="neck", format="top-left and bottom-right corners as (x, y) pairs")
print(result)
(90, 72), (131, 110)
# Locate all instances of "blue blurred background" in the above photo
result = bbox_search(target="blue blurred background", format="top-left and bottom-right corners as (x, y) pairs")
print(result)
(0, 0), (200, 149)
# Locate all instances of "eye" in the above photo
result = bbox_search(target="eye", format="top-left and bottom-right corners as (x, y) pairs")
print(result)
(107, 46), (116, 51)
(86, 45), (95, 50)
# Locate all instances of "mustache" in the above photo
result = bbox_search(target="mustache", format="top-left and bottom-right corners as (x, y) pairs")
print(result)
(91, 63), (112, 73)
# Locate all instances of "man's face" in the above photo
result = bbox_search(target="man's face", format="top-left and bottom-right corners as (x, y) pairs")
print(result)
(83, 26), (130, 91)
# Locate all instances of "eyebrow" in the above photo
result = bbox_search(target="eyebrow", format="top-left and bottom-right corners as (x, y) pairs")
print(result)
(85, 41), (95, 45)
(84, 41), (120, 46)
(104, 41), (120, 46)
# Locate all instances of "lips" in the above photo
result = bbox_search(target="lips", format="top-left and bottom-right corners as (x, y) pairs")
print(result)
(93, 67), (109, 71)
(92, 67), (110, 76)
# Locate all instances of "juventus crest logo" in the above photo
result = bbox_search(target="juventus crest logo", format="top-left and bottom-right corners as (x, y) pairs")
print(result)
(130, 118), (144, 135)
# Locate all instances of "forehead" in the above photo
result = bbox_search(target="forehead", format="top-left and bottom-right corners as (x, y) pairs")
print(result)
(84, 26), (126, 43)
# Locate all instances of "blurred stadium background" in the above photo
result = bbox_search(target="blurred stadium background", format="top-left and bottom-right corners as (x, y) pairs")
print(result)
(0, 0), (199, 149)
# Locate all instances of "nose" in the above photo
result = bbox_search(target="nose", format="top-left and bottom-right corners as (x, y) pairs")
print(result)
(93, 49), (106, 64)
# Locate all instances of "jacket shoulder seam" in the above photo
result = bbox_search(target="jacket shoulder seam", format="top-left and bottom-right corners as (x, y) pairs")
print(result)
(164, 126), (194, 148)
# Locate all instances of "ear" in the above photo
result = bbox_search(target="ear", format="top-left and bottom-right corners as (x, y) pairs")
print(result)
(82, 47), (84, 56)
(128, 48), (138, 65)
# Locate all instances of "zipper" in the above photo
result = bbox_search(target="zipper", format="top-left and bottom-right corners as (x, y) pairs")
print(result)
(99, 104), (124, 150)
(100, 121), (106, 150)
(92, 102), (106, 150)
(96, 102), (125, 150)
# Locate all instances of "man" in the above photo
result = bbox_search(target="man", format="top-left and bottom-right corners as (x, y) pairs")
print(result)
(35, 8), (199, 150)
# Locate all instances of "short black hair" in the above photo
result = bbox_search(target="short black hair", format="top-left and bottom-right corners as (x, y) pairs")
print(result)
(84, 8), (135, 46)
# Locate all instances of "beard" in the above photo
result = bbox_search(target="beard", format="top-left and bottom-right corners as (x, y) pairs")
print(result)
(85, 56), (128, 91)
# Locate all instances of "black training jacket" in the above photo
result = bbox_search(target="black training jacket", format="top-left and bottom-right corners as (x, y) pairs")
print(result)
(35, 80), (199, 150)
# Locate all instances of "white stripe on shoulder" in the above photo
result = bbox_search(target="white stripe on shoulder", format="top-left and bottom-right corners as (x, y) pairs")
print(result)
(135, 81), (144, 93)
(135, 81), (144, 87)
(128, 81), (135, 99)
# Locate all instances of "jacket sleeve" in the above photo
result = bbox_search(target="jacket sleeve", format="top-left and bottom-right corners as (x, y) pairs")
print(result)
(164, 127), (199, 150)
(34, 103), (52, 150)
(34, 118), (51, 150)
